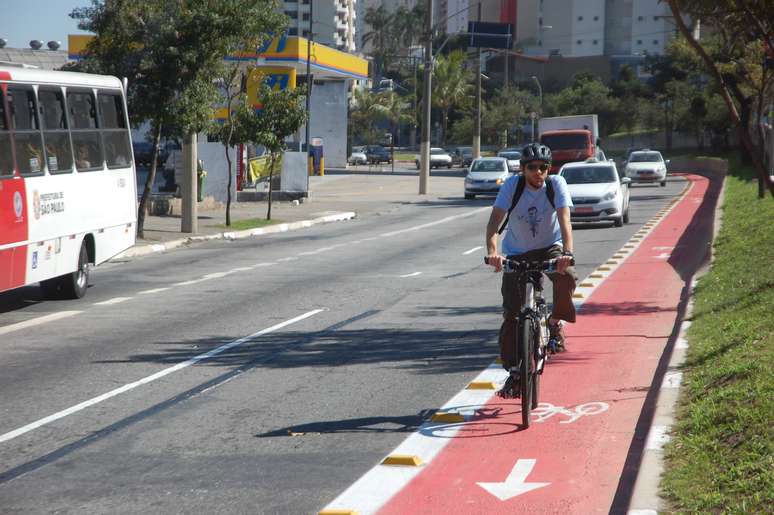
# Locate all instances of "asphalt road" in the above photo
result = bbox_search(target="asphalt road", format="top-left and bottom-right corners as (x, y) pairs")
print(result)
(0, 174), (686, 514)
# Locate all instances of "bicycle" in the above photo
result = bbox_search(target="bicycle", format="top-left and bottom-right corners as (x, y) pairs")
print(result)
(485, 256), (573, 428)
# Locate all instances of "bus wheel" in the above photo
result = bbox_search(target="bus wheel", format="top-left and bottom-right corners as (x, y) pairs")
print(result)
(42, 243), (90, 300)
(61, 243), (90, 299)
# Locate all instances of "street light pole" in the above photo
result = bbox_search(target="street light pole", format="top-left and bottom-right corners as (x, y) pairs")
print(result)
(305, 1), (314, 178)
(531, 75), (542, 142)
(473, 2), (482, 159)
(419, 0), (433, 194)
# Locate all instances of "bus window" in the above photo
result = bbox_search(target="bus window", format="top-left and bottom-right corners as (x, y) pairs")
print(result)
(39, 88), (73, 174)
(8, 86), (44, 175)
(0, 89), (13, 176)
(98, 91), (132, 168)
(67, 90), (103, 171)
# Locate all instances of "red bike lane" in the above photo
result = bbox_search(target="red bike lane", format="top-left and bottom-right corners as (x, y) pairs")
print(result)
(376, 173), (721, 514)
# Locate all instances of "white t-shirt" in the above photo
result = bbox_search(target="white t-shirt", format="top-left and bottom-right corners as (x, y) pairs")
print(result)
(494, 174), (573, 256)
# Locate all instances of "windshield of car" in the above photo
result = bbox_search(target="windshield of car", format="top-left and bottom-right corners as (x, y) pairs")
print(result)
(629, 152), (662, 162)
(498, 152), (521, 160)
(541, 134), (589, 150)
(562, 166), (617, 184)
(459, 147), (472, 156)
(471, 160), (506, 172)
(430, 148), (446, 155)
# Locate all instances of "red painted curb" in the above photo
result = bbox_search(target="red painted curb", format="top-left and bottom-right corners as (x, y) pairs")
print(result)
(378, 174), (720, 514)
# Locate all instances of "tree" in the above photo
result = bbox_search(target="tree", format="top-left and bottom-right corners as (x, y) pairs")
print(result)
(544, 74), (620, 136)
(432, 50), (474, 146)
(665, 0), (774, 198)
(349, 88), (384, 145)
(234, 85), (307, 220)
(362, 5), (396, 79)
(70, 0), (287, 236)
(372, 91), (415, 147)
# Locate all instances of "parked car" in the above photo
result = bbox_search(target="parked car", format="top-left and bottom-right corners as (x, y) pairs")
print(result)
(133, 140), (173, 167)
(415, 147), (453, 169)
(624, 149), (669, 186)
(497, 148), (521, 173)
(348, 146), (367, 165)
(559, 159), (631, 227)
(365, 145), (392, 164)
(451, 146), (473, 167)
(464, 157), (511, 199)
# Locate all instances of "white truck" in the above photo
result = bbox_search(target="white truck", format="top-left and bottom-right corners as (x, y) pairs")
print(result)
(538, 114), (602, 173)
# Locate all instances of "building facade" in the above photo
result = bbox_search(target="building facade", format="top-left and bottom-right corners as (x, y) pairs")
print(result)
(283, 0), (357, 52)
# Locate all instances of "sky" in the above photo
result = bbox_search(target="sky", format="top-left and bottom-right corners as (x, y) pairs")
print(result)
(2, 0), (91, 49)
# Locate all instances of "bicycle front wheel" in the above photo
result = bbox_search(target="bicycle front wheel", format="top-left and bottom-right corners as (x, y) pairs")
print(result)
(531, 317), (541, 410)
(520, 318), (532, 428)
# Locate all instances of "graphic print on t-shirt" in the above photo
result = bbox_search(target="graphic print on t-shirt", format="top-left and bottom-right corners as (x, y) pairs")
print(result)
(523, 205), (542, 237)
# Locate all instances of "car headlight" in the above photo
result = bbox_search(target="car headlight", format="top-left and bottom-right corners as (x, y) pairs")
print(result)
(496, 178), (505, 185)
(602, 190), (617, 201)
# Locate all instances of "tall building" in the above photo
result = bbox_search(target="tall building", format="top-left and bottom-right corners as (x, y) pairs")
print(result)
(605, 0), (674, 56)
(538, 0), (606, 57)
(283, 0), (358, 52)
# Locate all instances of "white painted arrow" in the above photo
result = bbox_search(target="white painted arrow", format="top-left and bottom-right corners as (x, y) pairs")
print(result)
(477, 459), (550, 501)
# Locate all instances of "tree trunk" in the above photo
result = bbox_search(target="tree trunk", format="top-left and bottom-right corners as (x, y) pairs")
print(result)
(136, 124), (163, 239)
(266, 152), (275, 220)
(666, 0), (774, 199)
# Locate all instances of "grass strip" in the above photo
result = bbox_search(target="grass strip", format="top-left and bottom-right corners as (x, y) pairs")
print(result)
(215, 218), (281, 231)
(661, 156), (774, 512)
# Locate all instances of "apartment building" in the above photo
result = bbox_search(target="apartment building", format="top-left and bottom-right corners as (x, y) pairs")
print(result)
(283, 0), (357, 52)
(606, 0), (674, 56)
(537, 0), (606, 57)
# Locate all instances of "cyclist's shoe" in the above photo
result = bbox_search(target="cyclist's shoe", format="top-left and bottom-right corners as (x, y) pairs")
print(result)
(497, 374), (520, 399)
(548, 321), (566, 352)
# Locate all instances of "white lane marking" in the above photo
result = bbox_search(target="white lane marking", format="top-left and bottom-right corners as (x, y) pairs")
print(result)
(380, 207), (489, 237)
(645, 425), (671, 451)
(277, 257), (299, 262)
(138, 287), (170, 295)
(0, 311), (82, 337)
(661, 371), (683, 389)
(298, 246), (337, 256)
(231, 267), (253, 272)
(654, 252), (671, 260)
(253, 262), (277, 268)
(0, 309), (324, 444)
(93, 297), (132, 306)
(323, 365), (505, 513)
(174, 279), (206, 286)
(463, 246), (482, 255)
(399, 272), (422, 278)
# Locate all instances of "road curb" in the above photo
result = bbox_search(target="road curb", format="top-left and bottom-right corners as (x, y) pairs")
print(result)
(116, 211), (356, 259)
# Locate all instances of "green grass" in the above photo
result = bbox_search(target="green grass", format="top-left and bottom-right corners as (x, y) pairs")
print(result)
(215, 218), (281, 231)
(661, 156), (774, 512)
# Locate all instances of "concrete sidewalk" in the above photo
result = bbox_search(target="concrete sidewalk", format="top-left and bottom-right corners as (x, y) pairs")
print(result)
(123, 170), (466, 259)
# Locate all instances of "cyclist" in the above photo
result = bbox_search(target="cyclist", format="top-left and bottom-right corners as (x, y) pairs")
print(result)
(485, 142), (577, 398)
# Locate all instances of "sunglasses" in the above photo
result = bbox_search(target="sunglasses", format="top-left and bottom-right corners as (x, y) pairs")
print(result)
(525, 163), (550, 172)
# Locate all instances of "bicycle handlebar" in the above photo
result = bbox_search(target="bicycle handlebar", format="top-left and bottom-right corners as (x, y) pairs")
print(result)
(484, 256), (575, 272)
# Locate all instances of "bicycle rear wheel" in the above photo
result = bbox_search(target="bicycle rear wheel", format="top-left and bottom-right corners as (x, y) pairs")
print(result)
(520, 319), (532, 428)
(531, 317), (541, 410)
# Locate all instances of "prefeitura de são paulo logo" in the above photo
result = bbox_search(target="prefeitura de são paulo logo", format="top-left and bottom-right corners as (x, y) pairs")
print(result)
(13, 191), (23, 220)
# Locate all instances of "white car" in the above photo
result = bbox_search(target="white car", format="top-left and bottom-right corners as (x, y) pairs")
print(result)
(559, 159), (631, 227)
(497, 149), (521, 173)
(415, 147), (453, 169)
(624, 150), (669, 186)
(348, 146), (367, 165)
(464, 157), (511, 199)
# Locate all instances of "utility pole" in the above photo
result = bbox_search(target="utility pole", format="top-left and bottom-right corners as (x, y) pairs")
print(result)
(419, 0), (433, 194)
(305, 1), (314, 179)
(473, 2), (482, 159)
(181, 132), (198, 233)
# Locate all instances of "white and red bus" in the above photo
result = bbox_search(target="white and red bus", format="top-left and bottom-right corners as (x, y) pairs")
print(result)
(0, 64), (136, 299)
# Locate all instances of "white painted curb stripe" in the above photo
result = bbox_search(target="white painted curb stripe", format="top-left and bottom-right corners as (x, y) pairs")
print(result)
(380, 207), (490, 237)
(0, 309), (324, 444)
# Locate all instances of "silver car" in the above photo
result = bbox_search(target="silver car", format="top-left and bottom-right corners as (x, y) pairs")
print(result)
(624, 150), (669, 187)
(464, 157), (511, 199)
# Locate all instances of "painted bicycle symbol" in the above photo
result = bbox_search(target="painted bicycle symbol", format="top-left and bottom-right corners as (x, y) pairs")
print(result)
(531, 402), (609, 424)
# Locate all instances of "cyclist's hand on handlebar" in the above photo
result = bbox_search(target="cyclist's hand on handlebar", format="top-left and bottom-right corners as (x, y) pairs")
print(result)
(556, 254), (573, 275)
(484, 254), (504, 272)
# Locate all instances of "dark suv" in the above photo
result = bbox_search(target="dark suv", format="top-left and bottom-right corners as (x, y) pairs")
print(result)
(365, 145), (392, 164)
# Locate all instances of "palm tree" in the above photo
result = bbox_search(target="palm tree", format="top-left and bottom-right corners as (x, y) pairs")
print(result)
(372, 91), (414, 146)
(349, 87), (383, 144)
(361, 5), (395, 79)
(432, 50), (474, 146)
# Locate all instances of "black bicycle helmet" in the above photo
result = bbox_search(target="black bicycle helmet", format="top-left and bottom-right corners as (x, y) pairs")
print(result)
(520, 143), (552, 164)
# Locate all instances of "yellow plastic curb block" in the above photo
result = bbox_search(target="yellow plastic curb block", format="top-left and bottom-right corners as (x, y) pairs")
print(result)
(382, 454), (423, 467)
(605, 260), (618, 265)
(589, 273), (604, 278)
(624, 244), (636, 248)
(467, 381), (498, 390)
(579, 282), (594, 287)
(431, 412), (466, 423)
(598, 266), (612, 271)
(319, 510), (359, 515)
(613, 254), (626, 259)
(572, 292), (585, 298)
